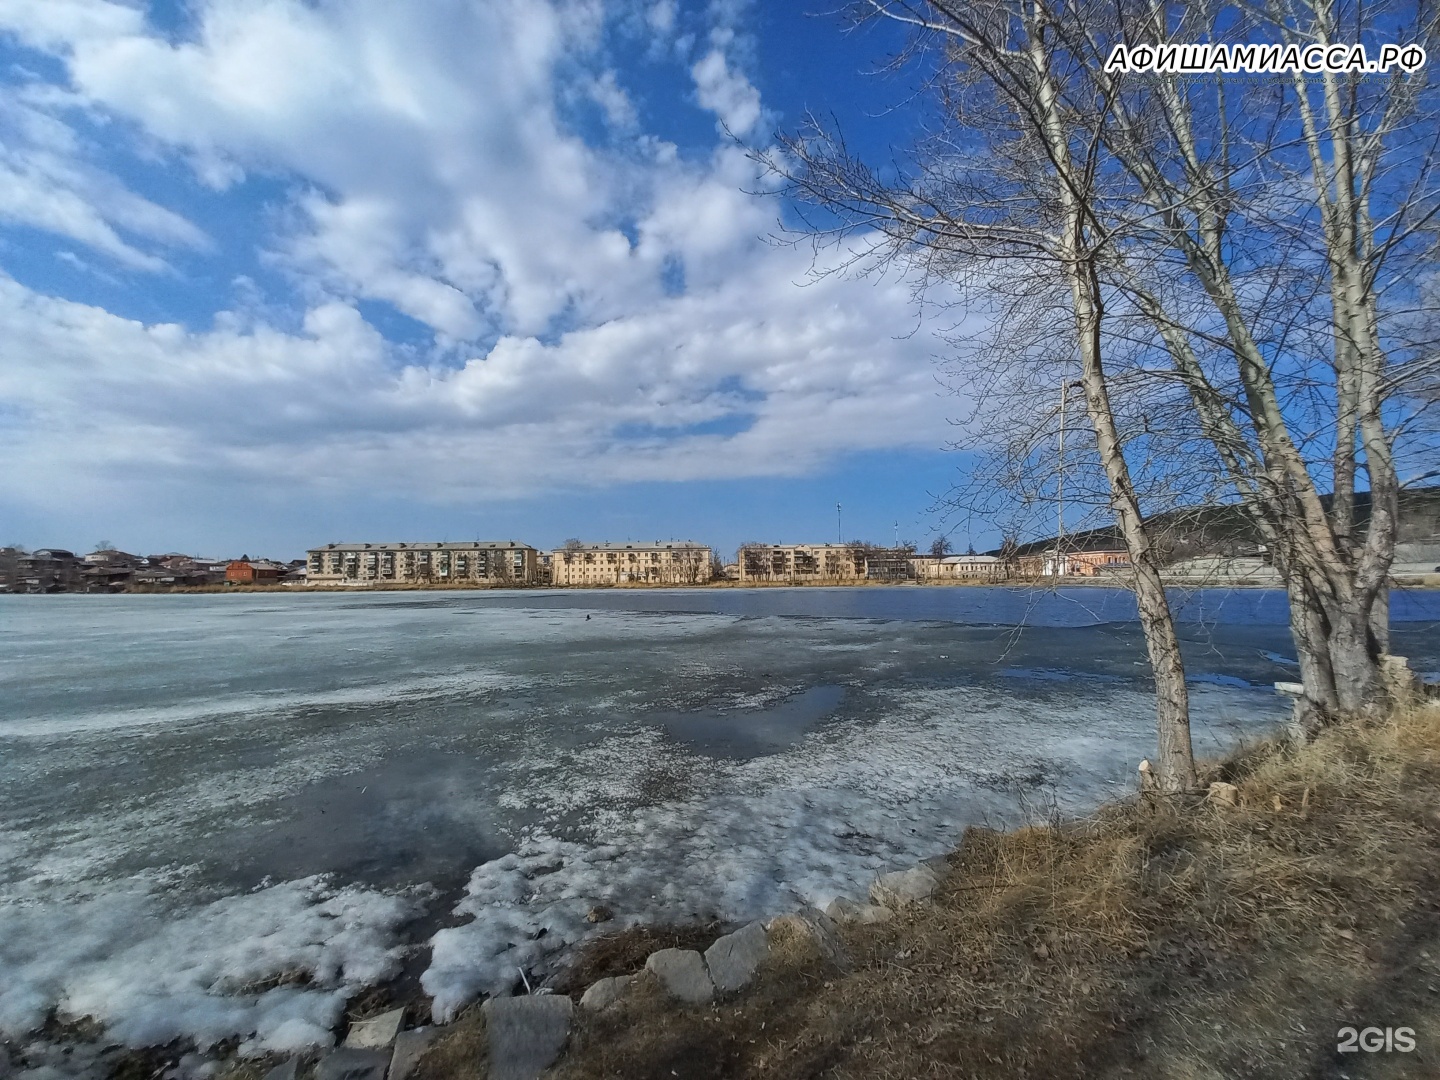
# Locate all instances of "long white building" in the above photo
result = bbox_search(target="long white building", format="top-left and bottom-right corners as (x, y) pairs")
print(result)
(306, 542), (539, 585)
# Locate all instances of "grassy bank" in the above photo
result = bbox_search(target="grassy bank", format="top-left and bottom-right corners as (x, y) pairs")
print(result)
(415, 703), (1440, 1079)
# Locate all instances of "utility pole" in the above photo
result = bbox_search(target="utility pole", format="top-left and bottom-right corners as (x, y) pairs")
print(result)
(1057, 379), (1066, 576)
(1054, 378), (1087, 575)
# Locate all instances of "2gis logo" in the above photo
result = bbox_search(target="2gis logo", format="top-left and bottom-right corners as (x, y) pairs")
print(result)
(1336, 1026), (1417, 1054)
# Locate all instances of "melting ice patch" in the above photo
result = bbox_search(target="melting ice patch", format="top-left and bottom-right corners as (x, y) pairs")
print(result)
(0, 595), (1309, 1045)
(0, 670), (529, 739)
(0, 878), (419, 1051)
(422, 682), (1281, 1020)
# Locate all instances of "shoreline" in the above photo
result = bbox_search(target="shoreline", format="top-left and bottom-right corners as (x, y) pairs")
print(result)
(9, 575), (1438, 596)
(11, 700), (1436, 1079)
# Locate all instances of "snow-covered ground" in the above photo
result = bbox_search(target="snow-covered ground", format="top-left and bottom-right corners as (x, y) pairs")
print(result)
(3, 589), (1435, 1050)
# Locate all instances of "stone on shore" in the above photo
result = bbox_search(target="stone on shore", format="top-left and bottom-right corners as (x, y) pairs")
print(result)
(481, 995), (574, 1080)
(315, 1048), (390, 1080)
(1208, 781), (1240, 807)
(644, 948), (715, 1004)
(703, 921), (769, 993)
(344, 1008), (406, 1049)
(766, 907), (851, 972)
(263, 1060), (298, 1080)
(824, 896), (894, 925)
(869, 864), (940, 908)
(578, 975), (633, 1011)
(387, 1028), (437, 1080)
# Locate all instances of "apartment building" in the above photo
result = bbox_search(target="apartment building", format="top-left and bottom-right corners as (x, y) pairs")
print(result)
(736, 543), (866, 583)
(550, 542), (712, 586)
(912, 554), (1002, 581)
(306, 542), (539, 585)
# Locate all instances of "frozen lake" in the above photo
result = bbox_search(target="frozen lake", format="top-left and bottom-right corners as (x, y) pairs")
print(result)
(4, 587), (1440, 1050)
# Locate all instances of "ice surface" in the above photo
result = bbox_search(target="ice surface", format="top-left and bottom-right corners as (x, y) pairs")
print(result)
(7, 589), (1434, 1046)
(422, 682), (1276, 1020)
(0, 877), (418, 1051)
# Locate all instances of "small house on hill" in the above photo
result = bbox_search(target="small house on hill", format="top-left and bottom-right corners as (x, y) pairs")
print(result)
(226, 557), (285, 586)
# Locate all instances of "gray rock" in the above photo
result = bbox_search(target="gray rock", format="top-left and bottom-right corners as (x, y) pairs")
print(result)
(824, 896), (893, 924)
(345, 1007), (406, 1049)
(766, 907), (851, 972)
(703, 921), (769, 993)
(387, 1028), (437, 1080)
(481, 994), (574, 1080)
(262, 1060), (298, 1080)
(643, 948), (715, 1004)
(578, 975), (633, 1011)
(314, 1048), (390, 1080)
(870, 864), (939, 908)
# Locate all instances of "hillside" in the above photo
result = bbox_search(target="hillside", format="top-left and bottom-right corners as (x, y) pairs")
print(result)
(990, 487), (1440, 566)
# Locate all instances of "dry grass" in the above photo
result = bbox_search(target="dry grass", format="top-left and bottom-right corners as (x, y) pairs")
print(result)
(550, 922), (729, 994)
(504, 704), (1440, 1078)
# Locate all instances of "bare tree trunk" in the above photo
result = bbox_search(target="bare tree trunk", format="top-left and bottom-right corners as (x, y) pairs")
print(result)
(1074, 278), (1194, 790)
(1033, 28), (1195, 791)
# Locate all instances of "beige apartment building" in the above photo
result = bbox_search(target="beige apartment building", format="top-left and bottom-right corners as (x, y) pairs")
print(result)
(550, 542), (712, 586)
(306, 542), (539, 585)
(911, 554), (1003, 581)
(736, 543), (866, 583)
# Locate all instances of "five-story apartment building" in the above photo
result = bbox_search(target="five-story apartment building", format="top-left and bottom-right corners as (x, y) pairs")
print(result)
(550, 542), (712, 586)
(306, 542), (539, 585)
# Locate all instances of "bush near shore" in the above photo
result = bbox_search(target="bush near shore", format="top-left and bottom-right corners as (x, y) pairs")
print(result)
(409, 702), (1440, 1079)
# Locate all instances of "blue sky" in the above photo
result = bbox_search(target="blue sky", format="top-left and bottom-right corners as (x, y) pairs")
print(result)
(0, 0), (993, 560)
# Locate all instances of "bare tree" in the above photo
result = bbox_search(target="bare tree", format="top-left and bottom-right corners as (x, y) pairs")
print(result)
(737, 541), (772, 581)
(771, 0), (1197, 789)
(1049, 0), (1440, 720)
(781, 0), (1436, 741)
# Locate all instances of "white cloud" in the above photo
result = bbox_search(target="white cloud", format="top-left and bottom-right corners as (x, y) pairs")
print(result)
(0, 0), (970, 519)
(0, 0), (144, 52)
(17, 0), (651, 338)
(691, 47), (764, 137)
(584, 70), (639, 132)
(0, 94), (208, 270)
(0, 239), (961, 507)
(647, 0), (678, 37)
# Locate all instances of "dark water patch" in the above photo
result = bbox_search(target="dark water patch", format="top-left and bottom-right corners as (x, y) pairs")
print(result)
(290, 584), (1440, 628)
(655, 684), (847, 759)
(198, 750), (512, 892)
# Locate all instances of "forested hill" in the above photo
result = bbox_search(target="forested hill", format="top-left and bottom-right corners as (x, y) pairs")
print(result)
(990, 487), (1440, 564)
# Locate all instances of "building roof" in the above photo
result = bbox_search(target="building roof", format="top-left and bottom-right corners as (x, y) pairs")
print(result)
(940, 554), (999, 563)
(313, 541), (536, 551)
(555, 541), (708, 551)
(231, 559), (289, 571)
(741, 542), (853, 549)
